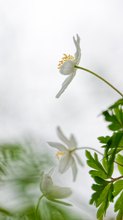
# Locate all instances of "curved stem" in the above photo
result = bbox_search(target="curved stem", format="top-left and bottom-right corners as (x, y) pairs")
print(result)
(111, 175), (123, 182)
(114, 161), (123, 167)
(78, 147), (123, 164)
(74, 146), (104, 156)
(73, 147), (123, 167)
(35, 194), (44, 217)
(75, 65), (123, 98)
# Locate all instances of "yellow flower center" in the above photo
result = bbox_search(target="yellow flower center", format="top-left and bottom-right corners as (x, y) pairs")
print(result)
(56, 151), (65, 159)
(58, 54), (75, 69)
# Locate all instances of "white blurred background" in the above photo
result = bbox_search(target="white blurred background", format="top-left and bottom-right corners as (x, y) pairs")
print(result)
(0, 0), (123, 219)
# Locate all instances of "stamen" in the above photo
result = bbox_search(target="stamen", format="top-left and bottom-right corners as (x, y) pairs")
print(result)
(56, 151), (65, 159)
(58, 54), (75, 69)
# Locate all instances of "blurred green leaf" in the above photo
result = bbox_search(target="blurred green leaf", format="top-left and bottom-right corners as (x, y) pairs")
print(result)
(38, 199), (82, 220)
(0, 142), (85, 220)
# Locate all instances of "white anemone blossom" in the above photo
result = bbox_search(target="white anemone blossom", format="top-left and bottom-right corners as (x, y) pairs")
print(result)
(48, 127), (83, 181)
(40, 172), (72, 204)
(56, 34), (81, 98)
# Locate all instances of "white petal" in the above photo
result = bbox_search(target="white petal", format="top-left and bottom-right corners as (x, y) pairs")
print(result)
(71, 158), (78, 181)
(59, 60), (75, 75)
(56, 127), (70, 146)
(73, 34), (81, 65)
(59, 152), (72, 173)
(47, 142), (66, 151)
(40, 173), (53, 194)
(47, 185), (72, 199)
(69, 134), (78, 148)
(74, 152), (84, 167)
(56, 73), (76, 98)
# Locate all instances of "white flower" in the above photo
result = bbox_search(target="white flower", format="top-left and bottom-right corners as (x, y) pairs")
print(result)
(56, 34), (81, 98)
(40, 172), (72, 203)
(48, 127), (83, 181)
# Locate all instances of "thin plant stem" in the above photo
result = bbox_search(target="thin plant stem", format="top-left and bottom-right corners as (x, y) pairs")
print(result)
(114, 161), (123, 167)
(74, 146), (104, 156)
(75, 65), (123, 98)
(35, 194), (44, 218)
(111, 175), (123, 182)
(74, 146), (123, 167)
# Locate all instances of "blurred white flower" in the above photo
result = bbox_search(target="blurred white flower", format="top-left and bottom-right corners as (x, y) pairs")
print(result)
(40, 172), (72, 202)
(56, 34), (81, 98)
(48, 127), (83, 181)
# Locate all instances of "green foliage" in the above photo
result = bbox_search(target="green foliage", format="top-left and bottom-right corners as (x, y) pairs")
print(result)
(86, 99), (123, 219)
(37, 199), (82, 220)
(0, 142), (83, 220)
(86, 150), (114, 219)
(0, 143), (24, 176)
(0, 99), (123, 220)
(102, 99), (123, 132)
(113, 180), (123, 197)
(114, 191), (123, 220)
(86, 150), (108, 179)
(0, 143), (24, 160)
(116, 154), (123, 175)
(113, 180), (123, 219)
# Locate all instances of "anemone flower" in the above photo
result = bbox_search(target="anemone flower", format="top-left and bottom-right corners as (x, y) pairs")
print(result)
(48, 127), (83, 181)
(56, 34), (81, 98)
(40, 172), (72, 205)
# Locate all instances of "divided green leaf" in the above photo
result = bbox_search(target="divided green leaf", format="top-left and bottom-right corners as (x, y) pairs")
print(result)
(116, 154), (123, 175)
(86, 150), (108, 179)
(114, 191), (123, 220)
(102, 99), (123, 132)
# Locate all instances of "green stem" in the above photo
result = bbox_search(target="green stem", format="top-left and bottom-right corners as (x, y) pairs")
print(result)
(71, 147), (104, 156)
(114, 161), (123, 167)
(111, 175), (123, 182)
(75, 65), (123, 98)
(35, 195), (44, 218)
(73, 146), (104, 156)
(73, 147), (123, 167)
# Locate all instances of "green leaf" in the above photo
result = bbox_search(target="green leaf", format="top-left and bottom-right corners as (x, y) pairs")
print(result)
(101, 132), (123, 177)
(109, 99), (123, 109)
(104, 132), (123, 156)
(115, 192), (123, 212)
(96, 183), (113, 206)
(113, 180), (123, 197)
(116, 154), (123, 175)
(102, 99), (123, 132)
(86, 149), (114, 219)
(94, 176), (106, 184)
(98, 136), (110, 144)
(86, 151), (107, 179)
(90, 182), (108, 205)
(114, 191), (123, 220)
(89, 170), (107, 179)
(91, 182), (114, 220)
(97, 202), (105, 220)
